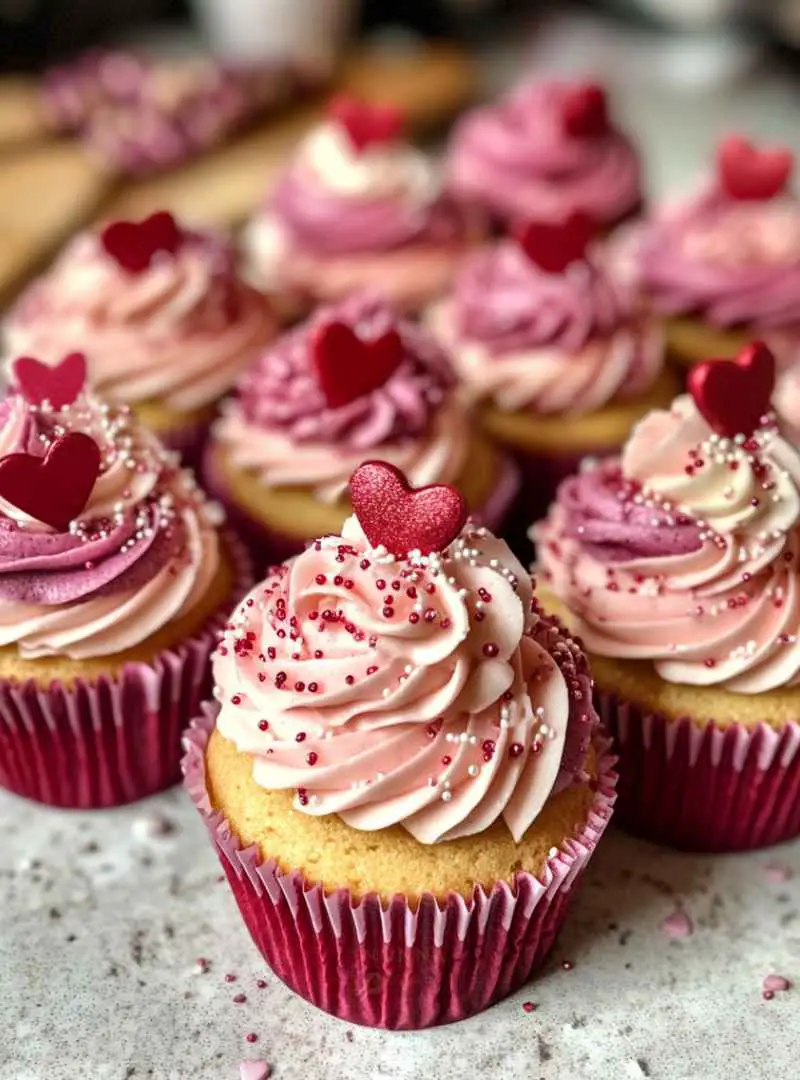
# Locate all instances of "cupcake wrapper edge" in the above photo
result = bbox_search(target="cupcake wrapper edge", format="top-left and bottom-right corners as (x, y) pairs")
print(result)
(597, 688), (800, 851)
(183, 705), (617, 1029)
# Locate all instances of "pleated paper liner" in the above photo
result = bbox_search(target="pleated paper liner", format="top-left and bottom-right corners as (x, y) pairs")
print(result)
(183, 706), (617, 1030)
(596, 688), (800, 852)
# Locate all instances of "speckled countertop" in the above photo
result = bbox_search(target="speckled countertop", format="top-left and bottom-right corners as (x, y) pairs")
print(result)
(1, 786), (797, 1080)
(3, 13), (800, 1080)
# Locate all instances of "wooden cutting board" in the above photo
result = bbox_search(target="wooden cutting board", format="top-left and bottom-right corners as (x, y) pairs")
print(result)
(0, 43), (475, 307)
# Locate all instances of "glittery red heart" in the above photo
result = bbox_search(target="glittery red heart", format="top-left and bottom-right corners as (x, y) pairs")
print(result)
(12, 352), (87, 409)
(0, 433), (101, 531)
(561, 83), (609, 137)
(349, 461), (467, 557)
(100, 211), (184, 273)
(327, 94), (404, 153)
(515, 211), (595, 274)
(717, 136), (793, 201)
(688, 342), (776, 439)
(312, 320), (405, 409)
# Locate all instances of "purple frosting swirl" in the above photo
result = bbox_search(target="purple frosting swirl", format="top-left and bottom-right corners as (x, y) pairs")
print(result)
(555, 462), (703, 563)
(635, 189), (800, 328)
(447, 80), (642, 227)
(270, 164), (469, 256)
(235, 294), (454, 450)
(453, 241), (630, 354)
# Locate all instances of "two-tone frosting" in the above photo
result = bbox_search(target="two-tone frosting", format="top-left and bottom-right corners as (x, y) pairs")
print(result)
(244, 110), (476, 308)
(0, 381), (221, 660)
(214, 504), (595, 844)
(5, 221), (276, 413)
(446, 80), (642, 228)
(536, 357), (800, 693)
(213, 294), (470, 502)
(429, 237), (663, 414)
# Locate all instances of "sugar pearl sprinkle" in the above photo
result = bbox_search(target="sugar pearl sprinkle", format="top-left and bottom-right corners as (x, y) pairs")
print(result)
(9, 392), (216, 547)
(217, 526), (584, 810)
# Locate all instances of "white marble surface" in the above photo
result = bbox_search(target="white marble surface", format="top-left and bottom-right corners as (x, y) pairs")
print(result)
(0, 786), (797, 1080)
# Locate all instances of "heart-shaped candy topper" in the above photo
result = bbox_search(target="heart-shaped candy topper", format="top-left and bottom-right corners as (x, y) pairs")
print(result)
(312, 320), (405, 409)
(100, 210), (184, 274)
(561, 83), (609, 138)
(688, 342), (776, 440)
(350, 461), (467, 557)
(12, 352), (87, 409)
(327, 94), (405, 153)
(0, 432), (101, 531)
(515, 211), (596, 274)
(717, 136), (794, 202)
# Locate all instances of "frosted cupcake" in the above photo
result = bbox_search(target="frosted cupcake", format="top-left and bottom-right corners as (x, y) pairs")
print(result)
(446, 79), (642, 233)
(184, 460), (616, 1029)
(428, 213), (676, 522)
(4, 211), (277, 461)
(535, 342), (800, 851)
(204, 293), (519, 566)
(0, 353), (251, 808)
(633, 135), (800, 370)
(243, 95), (484, 316)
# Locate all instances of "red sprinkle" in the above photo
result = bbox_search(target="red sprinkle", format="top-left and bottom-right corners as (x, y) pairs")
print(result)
(482, 642), (499, 658)
(258, 720), (269, 731)
(306, 752), (318, 766)
(522, 1002), (537, 1013)
(295, 732), (306, 742)
(245, 1034), (258, 1044)
(225, 974), (237, 983)
(233, 993), (247, 1004)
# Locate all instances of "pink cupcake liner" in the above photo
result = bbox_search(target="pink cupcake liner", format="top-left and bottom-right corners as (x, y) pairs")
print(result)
(183, 706), (617, 1030)
(0, 534), (252, 810)
(596, 688), (800, 852)
(202, 446), (520, 575)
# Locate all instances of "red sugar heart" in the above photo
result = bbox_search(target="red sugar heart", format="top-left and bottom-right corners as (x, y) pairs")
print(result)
(350, 461), (467, 557)
(327, 94), (405, 153)
(100, 210), (184, 274)
(561, 83), (609, 138)
(688, 342), (776, 439)
(717, 136), (793, 202)
(515, 211), (596, 274)
(312, 320), (405, 409)
(12, 352), (87, 409)
(0, 432), (101, 531)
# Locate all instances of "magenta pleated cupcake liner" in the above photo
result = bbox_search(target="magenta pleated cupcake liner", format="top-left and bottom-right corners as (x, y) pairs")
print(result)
(596, 688), (800, 852)
(0, 533), (252, 810)
(202, 446), (521, 575)
(183, 706), (617, 1030)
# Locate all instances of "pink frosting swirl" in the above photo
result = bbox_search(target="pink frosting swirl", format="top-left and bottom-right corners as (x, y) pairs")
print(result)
(536, 393), (800, 693)
(214, 294), (469, 502)
(428, 240), (663, 414)
(257, 121), (470, 256)
(634, 188), (800, 330)
(214, 515), (595, 844)
(446, 80), (642, 228)
(5, 228), (276, 413)
(0, 390), (221, 660)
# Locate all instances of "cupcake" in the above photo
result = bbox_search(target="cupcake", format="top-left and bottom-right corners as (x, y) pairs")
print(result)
(427, 212), (676, 524)
(4, 211), (277, 462)
(446, 79), (642, 233)
(184, 460), (616, 1029)
(203, 293), (519, 566)
(632, 135), (800, 371)
(535, 341), (800, 851)
(0, 353), (251, 808)
(243, 95), (484, 317)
